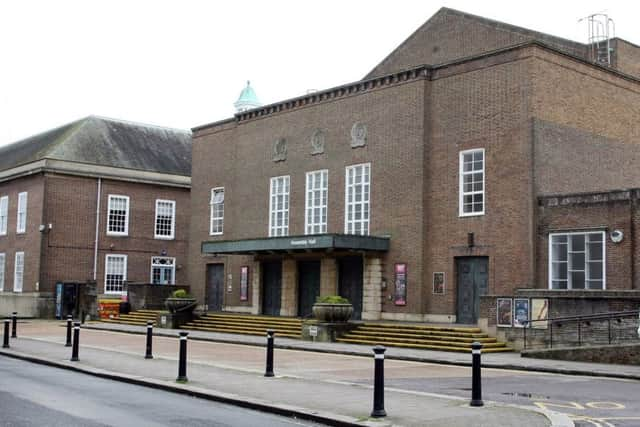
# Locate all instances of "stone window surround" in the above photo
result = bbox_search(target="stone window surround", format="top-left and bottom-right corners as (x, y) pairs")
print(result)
(345, 163), (371, 236)
(105, 254), (127, 294)
(459, 148), (485, 217)
(154, 199), (176, 240)
(269, 176), (290, 237)
(548, 231), (606, 290)
(210, 187), (225, 236)
(150, 256), (176, 285)
(305, 170), (328, 235)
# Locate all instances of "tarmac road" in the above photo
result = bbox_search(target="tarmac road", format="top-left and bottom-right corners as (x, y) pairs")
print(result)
(0, 357), (325, 427)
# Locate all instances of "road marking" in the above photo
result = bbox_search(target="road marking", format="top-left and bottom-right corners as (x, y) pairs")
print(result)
(585, 402), (625, 410)
(534, 401), (585, 411)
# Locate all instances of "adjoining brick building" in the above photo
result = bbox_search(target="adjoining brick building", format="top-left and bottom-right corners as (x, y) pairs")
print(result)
(188, 7), (640, 327)
(0, 116), (191, 317)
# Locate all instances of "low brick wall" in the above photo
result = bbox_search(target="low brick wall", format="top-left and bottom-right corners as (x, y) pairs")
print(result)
(127, 284), (190, 311)
(522, 343), (640, 365)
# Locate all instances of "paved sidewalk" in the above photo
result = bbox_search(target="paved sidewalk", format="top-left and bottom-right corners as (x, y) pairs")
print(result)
(85, 321), (640, 380)
(0, 320), (570, 427)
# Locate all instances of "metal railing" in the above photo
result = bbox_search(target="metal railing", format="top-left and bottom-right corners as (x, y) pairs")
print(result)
(523, 310), (640, 350)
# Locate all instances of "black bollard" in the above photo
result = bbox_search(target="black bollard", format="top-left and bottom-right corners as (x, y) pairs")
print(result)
(470, 341), (483, 407)
(145, 321), (154, 359)
(11, 312), (17, 338)
(3, 319), (9, 348)
(176, 331), (188, 382)
(371, 345), (387, 417)
(70, 322), (80, 362)
(65, 315), (73, 347)
(264, 329), (275, 377)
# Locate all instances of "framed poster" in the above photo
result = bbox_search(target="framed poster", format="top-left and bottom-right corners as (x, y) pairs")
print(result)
(496, 298), (512, 327)
(531, 298), (549, 329)
(513, 298), (530, 328)
(394, 263), (407, 306)
(240, 266), (249, 301)
(432, 272), (445, 295)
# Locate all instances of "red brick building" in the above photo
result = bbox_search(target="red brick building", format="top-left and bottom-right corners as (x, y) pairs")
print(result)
(0, 116), (191, 317)
(188, 8), (640, 327)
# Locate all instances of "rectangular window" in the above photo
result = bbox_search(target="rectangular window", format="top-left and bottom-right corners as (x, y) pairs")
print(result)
(269, 176), (290, 237)
(0, 253), (5, 292)
(107, 195), (130, 236)
(155, 199), (176, 239)
(459, 148), (485, 216)
(105, 254), (127, 294)
(0, 196), (7, 235)
(345, 163), (370, 235)
(305, 170), (328, 235)
(151, 256), (175, 285)
(16, 192), (27, 233)
(549, 231), (605, 290)
(210, 188), (225, 235)
(14, 251), (24, 292)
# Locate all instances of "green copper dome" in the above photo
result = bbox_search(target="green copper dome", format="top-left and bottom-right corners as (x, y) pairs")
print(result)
(234, 81), (262, 112)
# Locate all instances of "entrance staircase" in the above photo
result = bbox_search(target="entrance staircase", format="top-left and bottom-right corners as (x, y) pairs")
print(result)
(100, 309), (163, 326)
(336, 323), (512, 353)
(181, 313), (303, 339)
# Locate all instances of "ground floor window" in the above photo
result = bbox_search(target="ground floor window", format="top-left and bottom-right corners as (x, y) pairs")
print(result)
(151, 257), (175, 285)
(105, 254), (127, 294)
(549, 231), (605, 290)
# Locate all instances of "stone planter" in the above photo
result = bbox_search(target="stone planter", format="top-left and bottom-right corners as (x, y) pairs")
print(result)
(312, 303), (353, 322)
(164, 298), (197, 314)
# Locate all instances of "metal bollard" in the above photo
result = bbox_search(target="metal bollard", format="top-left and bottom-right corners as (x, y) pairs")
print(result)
(371, 345), (387, 417)
(3, 319), (9, 348)
(176, 331), (188, 382)
(65, 315), (73, 347)
(11, 312), (17, 338)
(470, 341), (483, 407)
(145, 321), (154, 359)
(264, 329), (275, 377)
(70, 322), (80, 362)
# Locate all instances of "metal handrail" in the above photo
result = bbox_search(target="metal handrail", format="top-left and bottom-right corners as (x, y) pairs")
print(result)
(523, 310), (639, 350)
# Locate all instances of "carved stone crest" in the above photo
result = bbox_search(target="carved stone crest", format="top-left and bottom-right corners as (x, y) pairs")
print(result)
(350, 122), (367, 148)
(272, 137), (287, 162)
(310, 129), (325, 155)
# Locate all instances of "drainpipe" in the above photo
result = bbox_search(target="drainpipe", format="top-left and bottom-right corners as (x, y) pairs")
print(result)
(93, 178), (101, 281)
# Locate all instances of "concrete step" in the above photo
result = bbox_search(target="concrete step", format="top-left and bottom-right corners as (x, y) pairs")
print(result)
(203, 313), (302, 325)
(346, 330), (498, 343)
(338, 333), (506, 349)
(196, 317), (302, 329)
(360, 322), (483, 334)
(185, 321), (300, 335)
(352, 328), (493, 341)
(182, 325), (301, 338)
(336, 337), (512, 353)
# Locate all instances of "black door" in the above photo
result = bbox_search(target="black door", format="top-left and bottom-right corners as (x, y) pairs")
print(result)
(456, 257), (489, 324)
(206, 264), (224, 312)
(262, 261), (282, 316)
(298, 261), (321, 318)
(338, 256), (363, 320)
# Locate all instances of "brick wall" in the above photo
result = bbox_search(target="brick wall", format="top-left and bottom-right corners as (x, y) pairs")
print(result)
(42, 174), (190, 296)
(0, 173), (44, 294)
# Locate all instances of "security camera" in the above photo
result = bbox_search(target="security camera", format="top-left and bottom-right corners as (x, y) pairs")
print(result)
(610, 230), (624, 243)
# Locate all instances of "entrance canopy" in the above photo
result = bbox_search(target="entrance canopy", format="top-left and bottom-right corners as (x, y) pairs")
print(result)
(202, 234), (390, 255)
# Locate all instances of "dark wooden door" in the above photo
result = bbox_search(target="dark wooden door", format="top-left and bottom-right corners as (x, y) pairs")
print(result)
(206, 264), (224, 312)
(262, 261), (282, 316)
(338, 256), (363, 320)
(298, 261), (321, 318)
(456, 257), (488, 324)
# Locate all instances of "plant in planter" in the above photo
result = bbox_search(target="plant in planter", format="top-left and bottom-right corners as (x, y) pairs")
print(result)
(164, 289), (197, 314)
(312, 295), (353, 322)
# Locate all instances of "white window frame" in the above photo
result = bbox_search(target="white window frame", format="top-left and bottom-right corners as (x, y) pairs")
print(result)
(14, 251), (24, 293)
(305, 170), (328, 235)
(0, 196), (7, 236)
(154, 199), (176, 240)
(105, 254), (127, 294)
(344, 163), (371, 236)
(210, 187), (225, 236)
(16, 192), (27, 233)
(150, 256), (176, 285)
(269, 176), (290, 237)
(459, 148), (485, 217)
(107, 195), (130, 236)
(0, 253), (5, 292)
(548, 231), (606, 290)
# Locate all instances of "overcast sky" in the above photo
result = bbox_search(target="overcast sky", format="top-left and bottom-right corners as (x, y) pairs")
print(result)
(0, 0), (637, 146)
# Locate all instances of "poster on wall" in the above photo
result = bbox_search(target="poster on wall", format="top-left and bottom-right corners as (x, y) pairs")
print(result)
(497, 298), (513, 327)
(433, 272), (445, 294)
(513, 298), (530, 328)
(531, 298), (549, 329)
(394, 263), (407, 306)
(240, 266), (249, 301)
